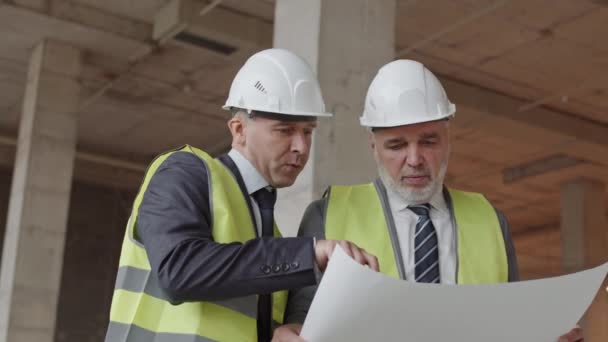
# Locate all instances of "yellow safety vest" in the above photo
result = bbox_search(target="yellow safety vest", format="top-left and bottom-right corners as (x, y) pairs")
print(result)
(106, 145), (287, 342)
(325, 182), (508, 284)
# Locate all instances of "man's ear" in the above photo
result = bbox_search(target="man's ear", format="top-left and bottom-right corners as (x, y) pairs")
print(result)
(368, 130), (375, 150)
(228, 115), (246, 147)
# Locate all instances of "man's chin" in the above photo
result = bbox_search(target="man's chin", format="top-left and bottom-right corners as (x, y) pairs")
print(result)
(271, 176), (298, 189)
(396, 185), (435, 203)
(402, 183), (430, 190)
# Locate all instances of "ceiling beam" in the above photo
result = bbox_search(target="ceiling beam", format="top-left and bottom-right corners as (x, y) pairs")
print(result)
(154, 0), (272, 56)
(8, 0), (47, 12)
(0, 143), (143, 190)
(0, 132), (232, 190)
(503, 154), (585, 184)
(0, 134), (145, 190)
(397, 0), (508, 57)
(6, 0), (151, 42)
(0, 2), (152, 60)
(443, 76), (608, 153)
(49, 0), (152, 42)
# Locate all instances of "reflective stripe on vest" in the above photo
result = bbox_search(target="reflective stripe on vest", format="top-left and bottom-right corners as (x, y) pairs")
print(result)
(107, 145), (287, 342)
(325, 182), (508, 284)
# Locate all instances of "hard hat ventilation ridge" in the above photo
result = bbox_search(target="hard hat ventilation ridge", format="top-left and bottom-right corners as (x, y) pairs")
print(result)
(254, 81), (267, 94)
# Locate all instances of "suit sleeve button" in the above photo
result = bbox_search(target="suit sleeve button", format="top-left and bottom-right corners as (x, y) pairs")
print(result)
(272, 264), (281, 273)
(282, 263), (290, 272)
(260, 265), (271, 274)
(290, 261), (300, 269)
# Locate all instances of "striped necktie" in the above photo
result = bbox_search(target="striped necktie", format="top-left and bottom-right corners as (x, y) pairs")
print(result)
(408, 204), (441, 283)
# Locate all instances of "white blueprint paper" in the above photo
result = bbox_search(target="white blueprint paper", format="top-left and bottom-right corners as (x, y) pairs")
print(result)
(301, 246), (608, 342)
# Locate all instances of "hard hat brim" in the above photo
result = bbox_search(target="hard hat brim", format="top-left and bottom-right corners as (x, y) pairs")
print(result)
(360, 110), (455, 128)
(222, 104), (333, 118)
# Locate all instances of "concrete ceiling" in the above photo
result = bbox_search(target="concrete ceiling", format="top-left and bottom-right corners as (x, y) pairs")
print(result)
(0, 0), (607, 279)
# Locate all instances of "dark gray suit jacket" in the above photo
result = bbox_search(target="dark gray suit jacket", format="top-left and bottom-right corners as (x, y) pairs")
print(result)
(285, 181), (519, 324)
(135, 151), (317, 303)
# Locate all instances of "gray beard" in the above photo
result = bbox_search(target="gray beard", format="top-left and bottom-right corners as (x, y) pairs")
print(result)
(377, 160), (448, 204)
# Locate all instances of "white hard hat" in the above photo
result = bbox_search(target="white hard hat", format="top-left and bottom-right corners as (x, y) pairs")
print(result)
(360, 60), (455, 127)
(223, 48), (332, 117)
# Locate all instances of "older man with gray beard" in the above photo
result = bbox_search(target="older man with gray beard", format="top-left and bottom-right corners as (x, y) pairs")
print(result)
(273, 60), (583, 342)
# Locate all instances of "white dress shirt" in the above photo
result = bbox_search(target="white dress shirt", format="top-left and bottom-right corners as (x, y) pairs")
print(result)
(385, 185), (457, 284)
(228, 149), (270, 236)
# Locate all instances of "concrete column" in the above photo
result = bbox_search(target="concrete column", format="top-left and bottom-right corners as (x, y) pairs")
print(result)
(560, 178), (608, 341)
(273, 0), (395, 235)
(0, 40), (81, 342)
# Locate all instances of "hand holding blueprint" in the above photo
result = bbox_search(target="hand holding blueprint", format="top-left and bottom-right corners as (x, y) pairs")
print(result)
(301, 246), (608, 342)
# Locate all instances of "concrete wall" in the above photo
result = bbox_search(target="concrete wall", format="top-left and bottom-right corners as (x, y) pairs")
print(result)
(0, 167), (134, 342)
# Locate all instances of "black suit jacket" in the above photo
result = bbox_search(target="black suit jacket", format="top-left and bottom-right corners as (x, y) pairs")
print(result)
(136, 151), (317, 303)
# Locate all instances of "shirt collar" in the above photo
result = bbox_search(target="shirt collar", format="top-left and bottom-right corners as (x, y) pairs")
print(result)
(385, 183), (448, 214)
(228, 149), (270, 195)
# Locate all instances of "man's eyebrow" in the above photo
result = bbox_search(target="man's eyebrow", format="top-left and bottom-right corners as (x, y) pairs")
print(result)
(271, 121), (295, 127)
(384, 137), (405, 145)
(420, 132), (440, 139)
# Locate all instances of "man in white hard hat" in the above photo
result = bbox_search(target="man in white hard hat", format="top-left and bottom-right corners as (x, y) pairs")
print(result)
(104, 49), (378, 342)
(275, 60), (583, 342)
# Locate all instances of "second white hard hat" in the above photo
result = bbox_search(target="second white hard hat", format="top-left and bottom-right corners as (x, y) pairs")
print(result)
(360, 60), (455, 127)
(223, 48), (332, 117)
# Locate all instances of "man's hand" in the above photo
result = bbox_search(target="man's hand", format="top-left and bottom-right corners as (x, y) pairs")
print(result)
(558, 326), (584, 342)
(272, 324), (305, 342)
(315, 240), (379, 272)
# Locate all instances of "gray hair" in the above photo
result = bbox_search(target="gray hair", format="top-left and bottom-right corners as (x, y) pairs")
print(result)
(230, 108), (255, 121)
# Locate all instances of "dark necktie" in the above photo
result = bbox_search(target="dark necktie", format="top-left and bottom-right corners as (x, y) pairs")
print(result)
(408, 204), (441, 283)
(252, 187), (277, 342)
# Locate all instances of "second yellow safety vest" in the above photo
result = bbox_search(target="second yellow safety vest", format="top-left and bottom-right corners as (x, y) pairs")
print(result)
(324, 181), (508, 284)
